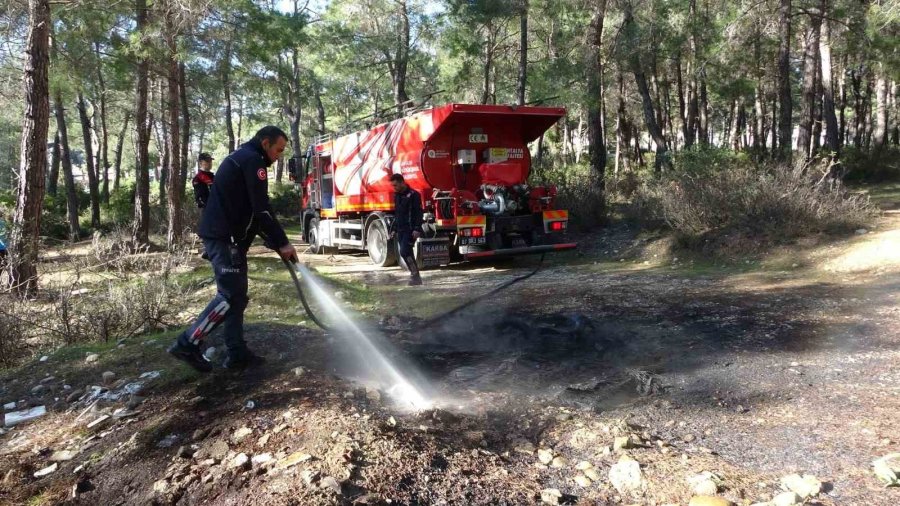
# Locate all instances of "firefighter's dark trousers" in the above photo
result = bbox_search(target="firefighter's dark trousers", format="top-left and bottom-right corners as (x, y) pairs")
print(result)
(397, 229), (414, 259)
(177, 239), (250, 354)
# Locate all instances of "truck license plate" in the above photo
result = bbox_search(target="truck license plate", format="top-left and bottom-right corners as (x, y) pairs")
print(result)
(459, 237), (485, 246)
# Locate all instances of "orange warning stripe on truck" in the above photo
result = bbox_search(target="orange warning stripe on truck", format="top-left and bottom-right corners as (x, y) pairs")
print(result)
(542, 210), (569, 221)
(456, 215), (487, 227)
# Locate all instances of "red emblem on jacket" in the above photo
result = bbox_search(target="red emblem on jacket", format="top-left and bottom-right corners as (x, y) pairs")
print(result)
(257, 168), (267, 181)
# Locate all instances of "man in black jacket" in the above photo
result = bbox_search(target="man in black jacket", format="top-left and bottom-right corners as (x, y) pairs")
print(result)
(168, 126), (297, 372)
(390, 173), (423, 286)
(191, 152), (215, 208)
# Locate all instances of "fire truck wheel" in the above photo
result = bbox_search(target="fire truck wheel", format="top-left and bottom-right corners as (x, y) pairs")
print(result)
(366, 218), (398, 267)
(309, 218), (326, 254)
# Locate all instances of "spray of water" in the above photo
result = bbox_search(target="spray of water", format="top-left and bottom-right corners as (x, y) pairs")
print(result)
(294, 263), (433, 411)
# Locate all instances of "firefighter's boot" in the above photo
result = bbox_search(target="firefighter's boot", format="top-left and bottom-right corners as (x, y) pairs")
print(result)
(405, 256), (423, 286)
(167, 340), (213, 373)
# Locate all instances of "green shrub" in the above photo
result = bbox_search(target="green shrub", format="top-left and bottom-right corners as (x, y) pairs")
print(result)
(672, 145), (750, 174)
(841, 146), (900, 182)
(107, 183), (136, 225)
(635, 157), (874, 252)
(270, 183), (302, 218)
(533, 162), (605, 230)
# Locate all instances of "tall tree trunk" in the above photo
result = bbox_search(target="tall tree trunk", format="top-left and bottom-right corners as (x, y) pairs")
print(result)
(516, 0), (528, 106)
(675, 56), (691, 148)
(95, 42), (110, 204)
(481, 24), (495, 105)
(838, 54), (847, 145)
(76, 93), (101, 228)
(393, 0), (410, 115)
(9, 0), (51, 295)
(222, 39), (235, 152)
(54, 90), (80, 242)
(179, 61), (190, 204)
(133, 0), (151, 247)
(623, 3), (670, 171)
(164, 14), (182, 249)
(113, 113), (130, 191)
(797, 7), (822, 159)
(753, 22), (766, 150)
(777, 0), (793, 160)
(874, 67), (890, 148)
(586, 0), (607, 201)
(615, 72), (626, 174)
(156, 82), (168, 204)
(48, 130), (60, 196)
(314, 75), (327, 135)
(275, 157), (284, 184)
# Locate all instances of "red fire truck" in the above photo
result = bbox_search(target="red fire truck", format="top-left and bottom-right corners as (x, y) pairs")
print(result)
(289, 103), (576, 268)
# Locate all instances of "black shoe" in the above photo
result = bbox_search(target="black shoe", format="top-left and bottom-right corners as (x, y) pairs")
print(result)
(222, 350), (267, 370)
(167, 342), (213, 373)
(408, 274), (423, 286)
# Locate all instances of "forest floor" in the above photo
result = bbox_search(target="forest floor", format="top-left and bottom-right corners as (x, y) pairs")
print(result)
(1, 183), (899, 506)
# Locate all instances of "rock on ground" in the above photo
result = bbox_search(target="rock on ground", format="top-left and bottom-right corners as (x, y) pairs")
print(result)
(608, 455), (643, 494)
(540, 488), (563, 505)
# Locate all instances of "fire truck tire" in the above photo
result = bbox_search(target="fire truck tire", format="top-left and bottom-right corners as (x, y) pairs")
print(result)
(366, 218), (398, 267)
(308, 218), (327, 255)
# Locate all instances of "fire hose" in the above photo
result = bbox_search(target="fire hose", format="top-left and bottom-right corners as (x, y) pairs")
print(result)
(283, 253), (546, 333)
(282, 258), (331, 331)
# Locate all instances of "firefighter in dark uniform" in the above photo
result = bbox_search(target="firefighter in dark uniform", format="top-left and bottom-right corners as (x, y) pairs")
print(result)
(168, 126), (297, 372)
(192, 152), (215, 208)
(389, 173), (423, 286)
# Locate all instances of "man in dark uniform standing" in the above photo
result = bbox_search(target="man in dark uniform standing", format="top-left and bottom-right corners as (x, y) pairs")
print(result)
(168, 126), (297, 372)
(192, 152), (215, 208)
(389, 173), (423, 286)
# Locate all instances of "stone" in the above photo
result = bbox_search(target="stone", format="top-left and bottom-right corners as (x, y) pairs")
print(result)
(292, 367), (306, 377)
(229, 453), (250, 471)
(772, 491), (803, 506)
(257, 434), (271, 447)
(584, 468), (601, 481)
(540, 488), (563, 505)
(365, 387), (382, 402)
(66, 391), (82, 403)
(31, 384), (45, 395)
(609, 456), (643, 494)
(232, 426), (253, 443)
(575, 460), (594, 471)
(2, 402), (14, 411)
(39, 355), (49, 362)
(206, 440), (229, 460)
(49, 450), (77, 462)
(102, 371), (116, 385)
(574, 474), (593, 487)
(40, 376), (55, 384)
(301, 470), (321, 486)
(550, 456), (568, 468)
(613, 436), (633, 451)
(277, 451), (313, 469)
(537, 448), (554, 465)
(688, 497), (734, 506)
(177, 446), (194, 459)
(33, 463), (58, 478)
(320, 476), (341, 494)
(683, 434), (697, 443)
(780, 473), (822, 499)
(192, 428), (209, 442)
(251, 453), (273, 465)
(855, 228), (868, 235)
(126, 395), (146, 410)
(873, 453), (900, 486)
(512, 438), (535, 455)
(85, 353), (99, 364)
(152, 479), (169, 494)
(688, 472), (721, 496)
